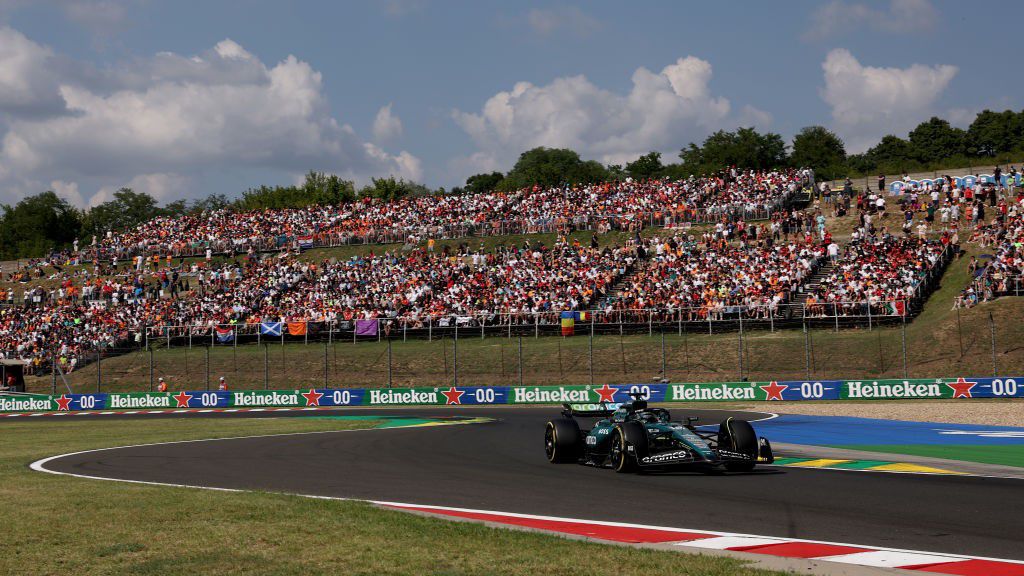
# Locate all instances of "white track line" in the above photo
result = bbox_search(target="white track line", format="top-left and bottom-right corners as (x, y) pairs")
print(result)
(26, 425), (1024, 573)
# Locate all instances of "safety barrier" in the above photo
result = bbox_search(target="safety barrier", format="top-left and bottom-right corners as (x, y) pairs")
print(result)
(2, 376), (1021, 413)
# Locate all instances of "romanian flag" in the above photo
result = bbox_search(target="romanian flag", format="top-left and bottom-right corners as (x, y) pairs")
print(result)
(560, 311), (575, 337)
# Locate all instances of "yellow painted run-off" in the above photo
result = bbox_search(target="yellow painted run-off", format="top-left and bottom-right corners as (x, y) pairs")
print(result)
(770, 457), (966, 475)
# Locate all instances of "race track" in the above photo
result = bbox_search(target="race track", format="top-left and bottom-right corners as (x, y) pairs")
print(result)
(34, 407), (1024, 560)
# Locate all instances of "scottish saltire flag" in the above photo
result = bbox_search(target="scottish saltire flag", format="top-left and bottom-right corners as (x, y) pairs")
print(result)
(260, 322), (283, 337)
(215, 326), (234, 343)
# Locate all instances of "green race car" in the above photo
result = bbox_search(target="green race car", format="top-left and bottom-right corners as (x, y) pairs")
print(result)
(544, 393), (774, 473)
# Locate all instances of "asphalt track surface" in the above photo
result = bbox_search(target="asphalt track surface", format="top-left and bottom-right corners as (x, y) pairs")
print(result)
(35, 407), (1024, 560)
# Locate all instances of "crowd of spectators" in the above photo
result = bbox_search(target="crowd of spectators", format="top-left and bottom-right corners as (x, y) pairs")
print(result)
(804, 234), (950, 317)
(27, 170), (802, 268)
(606, 233), (823, 320)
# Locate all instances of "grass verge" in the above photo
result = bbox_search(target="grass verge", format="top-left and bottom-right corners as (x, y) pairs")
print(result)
(2, 417), (782, 576)
(831, 444), (1024, 469)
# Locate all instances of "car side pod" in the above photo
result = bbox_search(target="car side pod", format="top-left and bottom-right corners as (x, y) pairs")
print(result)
(757, 437), (774, 464)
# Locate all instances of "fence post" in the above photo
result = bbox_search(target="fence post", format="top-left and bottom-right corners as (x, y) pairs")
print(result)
(589, 319), (594, 386)
(867, 300), (872, 331)
(453, 323), (459, 387)
(428, 316), (432, 342)
(305, 321), (309, 345)
(387, 337), (393, 388)
(803, 317), (811, 380)
(264, 344), (269, 390)
(989, 312), (998, 376)
(901, 313), (908, 379)
(737, 313), (744, 381)
(518, 335), (523, 387)
(205, 345), (210, 391)
(956, 305), (964, 358)
(648, 310), (652, 337)
(51, 352), (57, 395)
(323, 342), (328, 388)
(96, 350), (101, 393)
(149, 348), (154, 392)
(535, 313), (539, 339)
(660, 324), (666, 381)
(834, 303), (839, 332)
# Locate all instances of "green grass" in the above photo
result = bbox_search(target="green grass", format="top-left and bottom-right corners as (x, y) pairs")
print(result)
(1, 418), (782, 576)
(831, 444), (1024, 469)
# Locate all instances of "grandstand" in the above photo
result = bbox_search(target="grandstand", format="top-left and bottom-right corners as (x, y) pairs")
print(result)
(1, 164), (1020, 387)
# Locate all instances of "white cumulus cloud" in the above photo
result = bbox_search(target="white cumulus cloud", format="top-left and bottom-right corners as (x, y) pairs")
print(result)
(821, 48), (957, 151)
(451, 56), (762, 175)
(805, 0), (938, 41)
(0, 30), (421, 205)
(372, 103), (403, 143)
(527, 6), (601, 37)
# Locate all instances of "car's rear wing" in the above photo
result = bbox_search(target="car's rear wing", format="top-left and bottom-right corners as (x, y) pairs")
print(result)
(561, 402), (619, 418)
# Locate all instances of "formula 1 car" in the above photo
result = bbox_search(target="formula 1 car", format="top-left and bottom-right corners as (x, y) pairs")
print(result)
(544, 393), (774, 473)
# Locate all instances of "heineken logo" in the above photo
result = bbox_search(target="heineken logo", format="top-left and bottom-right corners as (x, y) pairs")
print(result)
(512, 387), (590, 403)
(109, 394), (170, 409)
(671, 384), (756, 401)
(0, 396), (52, 412)
(233, 391), (299, 406)
(846, 381), (941, 399)
(369, 389), (438, 405)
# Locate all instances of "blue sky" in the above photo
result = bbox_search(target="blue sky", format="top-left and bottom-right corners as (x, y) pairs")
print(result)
(0, 0), (1020, 207)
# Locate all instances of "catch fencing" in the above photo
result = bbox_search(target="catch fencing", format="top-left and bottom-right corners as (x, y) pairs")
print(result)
(22, 296), (1022, 395)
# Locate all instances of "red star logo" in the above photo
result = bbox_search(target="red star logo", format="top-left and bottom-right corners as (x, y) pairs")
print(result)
(760, 381), (788, 401)
(55, 394), (73, 411)
(441, 387), (464, 405)
(947, 377), (976, 399)
(172, 391), (192, 408)
(302, 389), (324, 406)
(594, 384), (618, 403)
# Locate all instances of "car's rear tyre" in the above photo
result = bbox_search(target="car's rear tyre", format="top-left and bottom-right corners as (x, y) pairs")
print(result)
(719, 417), (757, 472)
(545, 418), (582, 463)
(611, 421), (647, 473)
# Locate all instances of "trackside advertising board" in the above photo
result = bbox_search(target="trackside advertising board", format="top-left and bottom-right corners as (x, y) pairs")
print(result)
(2, 377), (1022, 413)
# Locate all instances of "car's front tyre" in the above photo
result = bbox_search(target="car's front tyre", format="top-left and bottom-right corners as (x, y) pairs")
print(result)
(611, 421), (647, 473)
(719, 417), (758, 472)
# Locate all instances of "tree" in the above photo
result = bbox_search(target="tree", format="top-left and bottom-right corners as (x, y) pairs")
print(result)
(359, 177), (423, 201)
(967, 109), (1024, 157)
(463, 172), (505, 195)
(301, 170), (356, 204)
(0, 192), (82, 259)
(908, 117), (966, 162)
(790, 126), (847, 179)
(625, 152), (664, 180)
(499, 147), (609, 190)
(677, 128), (787, 176)
(81, 188), (161, 240)
(864, 135), (914, 168)
(190, 193), (230, 213)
